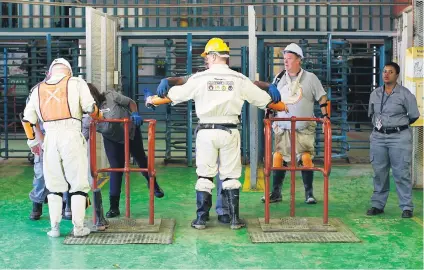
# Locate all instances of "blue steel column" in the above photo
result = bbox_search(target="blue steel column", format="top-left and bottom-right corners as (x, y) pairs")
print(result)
(273, 0), (277, 31)
(264, 46), (269, 83)
(326, 1), (331, 31)
(359, 0), (363, 30)
(165, 39), (173, 162)
(324, 33), (332, 157)
(341, 43), (348, 157)
(29, 3), (33, 28)
(18, 3), (22, 28)
(8, 3), (13, 28)
(269, 45), (274, 80)
(50, 2), (55, 28)
(379, 43), (386, 87)
(121, 39), (130, 97)
(257, 38), (265, 161)
(186, 33), (193, 167)
(72, 45), (78, 76)
(46, 34), (52, 67)
(326, 33), (332, 102)
(124, 0), (129, 28)
(384, 38), (392, 62)
(131, 46), (137, 101)
(135, 0), (139, 27)
(316, 0), (320, 31)
(3, 49), (8, 159)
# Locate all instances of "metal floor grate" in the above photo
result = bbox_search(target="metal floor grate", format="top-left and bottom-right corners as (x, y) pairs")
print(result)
(247, 218), (361, 243)
(64, 218), (175, 245)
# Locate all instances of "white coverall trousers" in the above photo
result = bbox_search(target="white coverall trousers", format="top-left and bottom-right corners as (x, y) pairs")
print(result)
(195, 128), (242, 192)
(43, 121), (91, 237)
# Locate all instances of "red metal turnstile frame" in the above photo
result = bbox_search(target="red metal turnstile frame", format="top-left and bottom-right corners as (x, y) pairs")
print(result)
(263, 117), (332, 224)
(89, 118), (157, 225)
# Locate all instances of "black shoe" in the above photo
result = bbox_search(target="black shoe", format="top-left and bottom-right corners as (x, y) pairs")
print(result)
(147, 178), (165, 198)
(401, 210), (413, 218)
(154, 186), (164, 198)
(218, 214), (230, 224)
(302, 171), (316, 204)
(366, 207), (384, 216)
(29, 202), (43, 221)
(106, 195), (120, 218)
(260, 192), (282, 203)
(106, 208), (120, 218)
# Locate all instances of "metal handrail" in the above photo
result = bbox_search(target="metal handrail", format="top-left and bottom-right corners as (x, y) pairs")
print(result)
(89, 118), (157, 225)
(263, 116), (332, 225)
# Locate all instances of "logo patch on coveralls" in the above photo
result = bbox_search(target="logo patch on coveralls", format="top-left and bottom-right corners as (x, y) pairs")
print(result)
(207, 80), (234, 91)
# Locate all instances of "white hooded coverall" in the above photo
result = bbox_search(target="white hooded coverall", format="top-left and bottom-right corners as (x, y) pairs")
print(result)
(23, 59), (95, 237)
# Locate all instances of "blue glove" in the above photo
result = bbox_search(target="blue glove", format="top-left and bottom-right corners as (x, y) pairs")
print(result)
(268, 84), (281, 103)
(157, 79), (170, 98)
(131, 112), (143, 126)
(143, 88), (155, 111)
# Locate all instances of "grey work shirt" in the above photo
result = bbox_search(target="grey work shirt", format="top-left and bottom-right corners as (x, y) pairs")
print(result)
(273, 70), (327, 130)
(368, 84), (419, 128)
(97, 90), (135, 143)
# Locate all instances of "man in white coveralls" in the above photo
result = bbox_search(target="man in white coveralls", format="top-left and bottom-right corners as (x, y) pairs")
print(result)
(145, 38), (288, 230)
(21, 58), (103, 237)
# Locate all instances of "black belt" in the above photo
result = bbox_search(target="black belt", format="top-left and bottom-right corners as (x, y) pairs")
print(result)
(374, 125), (409, 134)
(196, 123), (239, 134)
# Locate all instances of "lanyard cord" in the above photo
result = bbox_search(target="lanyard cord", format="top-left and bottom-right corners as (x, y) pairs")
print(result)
(380, 84), (396, 113)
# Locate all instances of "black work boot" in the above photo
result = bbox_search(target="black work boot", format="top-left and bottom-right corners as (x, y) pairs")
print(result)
(225, 189), (245, 230)
(93, 189), (109, 230)
(218, 187), (230, 223)
(106, 195), (120, 218)
(29, 202), (43, 221)
(191, 191), (212, 230)
(63, 192), (72, 220)
(302, 171), (316, 204)
(261, 168), (286, 203)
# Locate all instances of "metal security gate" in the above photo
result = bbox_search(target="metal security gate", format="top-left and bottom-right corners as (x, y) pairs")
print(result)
(263, 36), (387, 161)
(0, 37), (85, 159)
(129, 35), (249, 166)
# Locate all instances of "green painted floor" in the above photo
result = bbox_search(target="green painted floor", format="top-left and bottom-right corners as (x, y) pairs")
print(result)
(0, 159), (423, 269)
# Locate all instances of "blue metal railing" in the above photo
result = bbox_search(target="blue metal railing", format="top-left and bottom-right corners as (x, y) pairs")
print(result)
(0, 35), (86, 159)
(0, 0), (410, 32)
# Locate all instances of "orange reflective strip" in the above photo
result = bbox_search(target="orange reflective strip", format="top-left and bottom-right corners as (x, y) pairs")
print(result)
(39, 76), (72, 122)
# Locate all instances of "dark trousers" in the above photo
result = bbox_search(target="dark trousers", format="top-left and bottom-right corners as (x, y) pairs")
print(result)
(103, 127), (149, 196)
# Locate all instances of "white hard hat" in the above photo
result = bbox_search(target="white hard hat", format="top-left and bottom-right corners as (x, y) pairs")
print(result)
(48, 58), (73, 76)
(283, 43), (304, 59)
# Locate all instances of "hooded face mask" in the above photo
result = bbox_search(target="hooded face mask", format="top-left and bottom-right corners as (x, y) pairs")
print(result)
(47, 58), (73, 78)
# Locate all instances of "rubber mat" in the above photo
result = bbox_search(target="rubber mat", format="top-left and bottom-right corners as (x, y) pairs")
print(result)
(63, 218), (175, 245)
(246, 217), (361, 243)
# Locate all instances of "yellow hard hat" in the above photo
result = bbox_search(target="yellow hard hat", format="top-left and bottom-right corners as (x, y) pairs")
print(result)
(201, 38), (230, 58)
